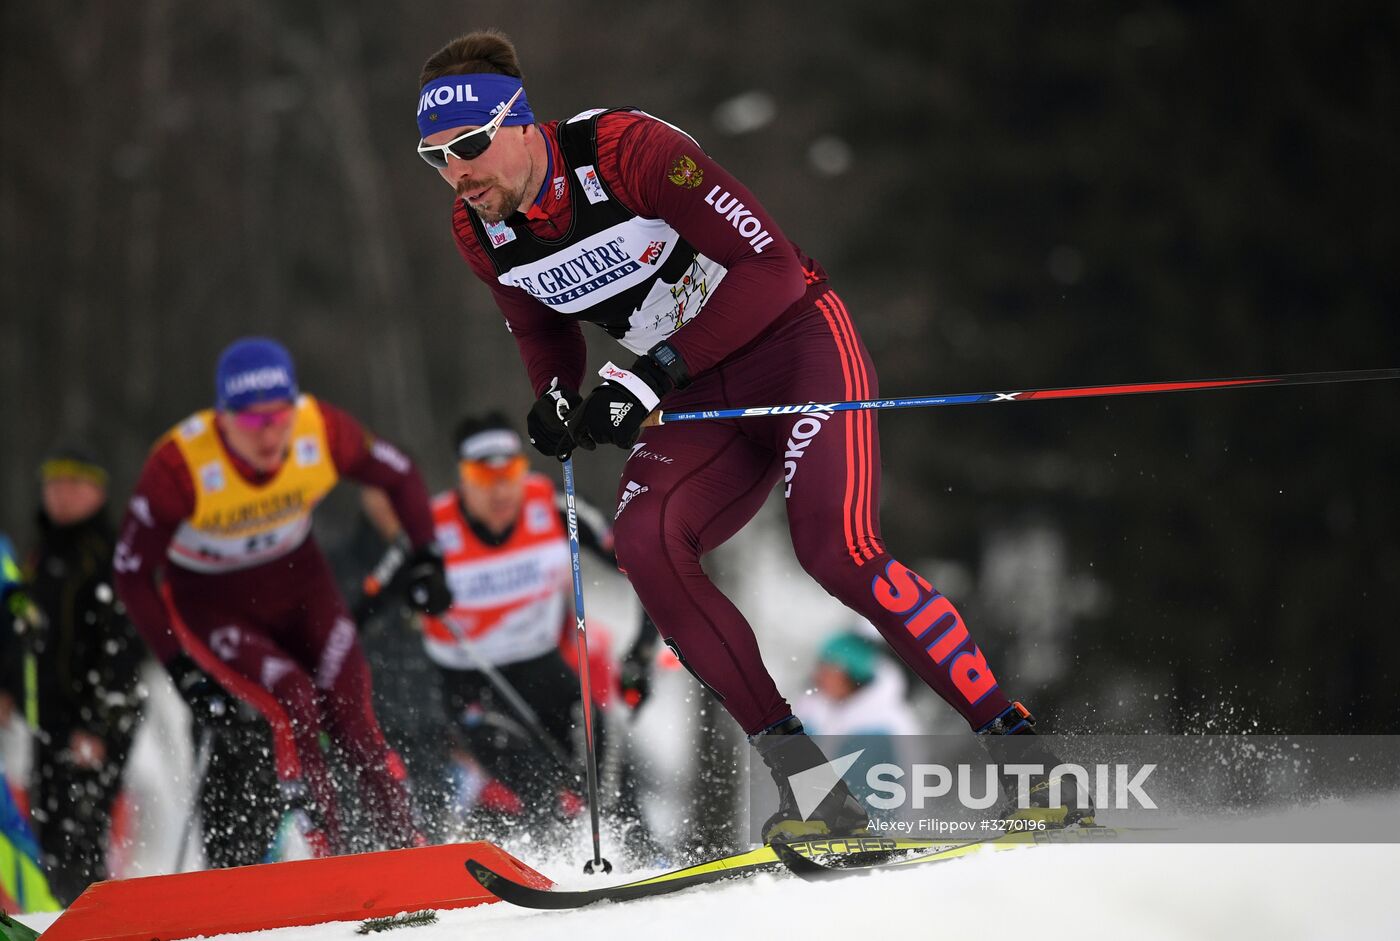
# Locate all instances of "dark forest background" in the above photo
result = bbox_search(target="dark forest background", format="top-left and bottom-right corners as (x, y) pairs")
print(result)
(2, 2), (1396, 734)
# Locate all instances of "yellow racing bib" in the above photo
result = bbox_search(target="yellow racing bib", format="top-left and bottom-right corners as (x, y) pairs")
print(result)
(165, 395), (338, 572)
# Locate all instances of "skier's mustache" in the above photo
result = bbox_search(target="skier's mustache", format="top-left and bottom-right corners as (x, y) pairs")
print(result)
(456, 179), (496, 200)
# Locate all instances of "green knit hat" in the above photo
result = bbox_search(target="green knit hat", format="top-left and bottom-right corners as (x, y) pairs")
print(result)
(817, 632), (879, 686)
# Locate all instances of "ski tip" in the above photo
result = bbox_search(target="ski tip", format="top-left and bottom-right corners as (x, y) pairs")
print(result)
(464, 858), (499, 890)
(465, 856), (604, 910)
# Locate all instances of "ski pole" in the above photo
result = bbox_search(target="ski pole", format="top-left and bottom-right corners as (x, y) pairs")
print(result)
(7, 597), (46, 732)
(561, 457), (612, 875)
(643, 366), (1400, 426)
(353, 537), (412, 624)
(436, 613), (578, 774)
(174, 724), (217, 872)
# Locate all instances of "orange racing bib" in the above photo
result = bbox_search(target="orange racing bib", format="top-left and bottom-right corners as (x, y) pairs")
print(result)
(422, 474), (571, 668)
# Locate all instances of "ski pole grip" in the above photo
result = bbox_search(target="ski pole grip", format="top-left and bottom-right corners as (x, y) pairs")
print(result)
(362, 537), (410, 598)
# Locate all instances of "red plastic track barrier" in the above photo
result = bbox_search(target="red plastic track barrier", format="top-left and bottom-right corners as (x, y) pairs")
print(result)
(42, 842), (550, 941)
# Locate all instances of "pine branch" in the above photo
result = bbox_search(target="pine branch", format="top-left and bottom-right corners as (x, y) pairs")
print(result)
(357, 909), (439, 934)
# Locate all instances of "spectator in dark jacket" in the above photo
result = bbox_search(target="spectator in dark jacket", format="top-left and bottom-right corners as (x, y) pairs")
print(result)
(23, 446), (146, 904)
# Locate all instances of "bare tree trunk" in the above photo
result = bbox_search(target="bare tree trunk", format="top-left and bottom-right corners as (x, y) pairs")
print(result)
(122, 0), (173, 463)
(0, 0), (31, 519)
(239, 0), (285, 336)
(688, 698), (744, 856)
(52, 4), (111, 439)
(275, 10), (436, 447)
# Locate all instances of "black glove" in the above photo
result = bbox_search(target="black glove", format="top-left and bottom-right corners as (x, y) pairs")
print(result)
(167, 653), (228, 721)
(403, 544), (452, 615)
(527, 377), (583, 460)
(620, 612), (662, 709)
(566, 345), (689, 453)
(619, 642), (653, 709)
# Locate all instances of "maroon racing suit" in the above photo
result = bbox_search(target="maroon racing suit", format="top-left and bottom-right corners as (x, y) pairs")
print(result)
(453, 109), (1015, 735)
(114, 399), (435, 850)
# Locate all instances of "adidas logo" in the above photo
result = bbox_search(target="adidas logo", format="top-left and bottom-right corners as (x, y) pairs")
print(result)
(610, 402), (633, 427)
(615, 480), (649, 519)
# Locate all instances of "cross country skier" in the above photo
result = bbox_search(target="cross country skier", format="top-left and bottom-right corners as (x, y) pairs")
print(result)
(113, 337), (453, 856)
(415, 30), (1087, 840)
(370, 412), (661, 848)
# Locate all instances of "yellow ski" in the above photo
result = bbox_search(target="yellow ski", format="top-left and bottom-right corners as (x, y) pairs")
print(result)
(466, 834), (964, 909)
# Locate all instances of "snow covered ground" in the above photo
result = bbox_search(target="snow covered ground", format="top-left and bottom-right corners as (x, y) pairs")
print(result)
(390, 842), (1400, 941)
(18, 802), (1396, 941)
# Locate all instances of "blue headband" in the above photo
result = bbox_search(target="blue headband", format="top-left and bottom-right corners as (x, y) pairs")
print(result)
(416, 73), (534, 138)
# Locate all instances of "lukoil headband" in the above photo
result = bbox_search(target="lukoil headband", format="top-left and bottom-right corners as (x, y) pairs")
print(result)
(416, 73), (534, 138)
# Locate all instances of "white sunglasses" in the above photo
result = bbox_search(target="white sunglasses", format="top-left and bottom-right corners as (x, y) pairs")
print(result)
(416, 87), (524, 168)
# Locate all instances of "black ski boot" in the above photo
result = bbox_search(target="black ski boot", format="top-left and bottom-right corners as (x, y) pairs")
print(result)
(750, 716), (869, 843)
(979, 702), (1095, 828)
